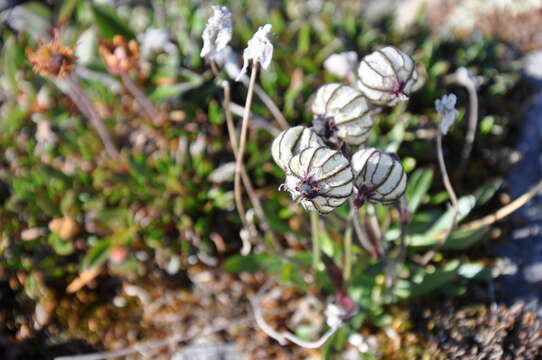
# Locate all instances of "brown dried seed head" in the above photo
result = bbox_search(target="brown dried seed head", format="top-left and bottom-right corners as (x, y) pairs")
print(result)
(26, 36), (77, 78)
(99, 35), (140, 75)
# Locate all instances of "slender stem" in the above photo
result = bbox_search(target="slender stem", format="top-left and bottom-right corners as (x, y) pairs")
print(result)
(421, 132), (459, 265)
(234, 62), (258, 243)
(311, 211), (320, 270)
(121, 74), (161, 125)
(64, 76), (120, 159)
(457, 72), (479, 178)
(222, 80), (280, 252)
(460, 176), (542, 232)
(397, 197), (409, 268)
(343, 221), (353, 282)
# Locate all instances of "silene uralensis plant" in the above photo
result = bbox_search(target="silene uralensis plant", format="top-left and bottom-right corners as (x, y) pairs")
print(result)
(200, 4), (542, 352)
(14, 2), (542, 357)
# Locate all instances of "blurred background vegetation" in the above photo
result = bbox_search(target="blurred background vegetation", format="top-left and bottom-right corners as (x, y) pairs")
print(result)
(0, 0), (540, 359)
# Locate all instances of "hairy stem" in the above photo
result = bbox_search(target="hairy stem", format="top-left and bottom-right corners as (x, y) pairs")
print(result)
(422, 132), (459, 264)
(64, 76), (119, 159)
(457, 69), (479, 177)
(234, 62), (259, 249)
(121, 74), (161, 124)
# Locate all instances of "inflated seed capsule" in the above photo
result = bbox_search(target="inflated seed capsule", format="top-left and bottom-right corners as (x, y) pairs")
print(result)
(351, 147), (406, 207)
(357, 46), (419, 106)
(271, 126), (325, 172)
(282, 146), (353, 214)
(311, 83), (373, 146)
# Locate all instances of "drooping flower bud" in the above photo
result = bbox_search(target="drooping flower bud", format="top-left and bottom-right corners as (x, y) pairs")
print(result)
(435, 93), (459, 135)
(323, 51), (358, 79)
(351, 148), (406, 207)
(282, 146), (353, 214)
(311, 83), (373, 146)
(357, 46), (419, 106)
(271, 126), (325, 172)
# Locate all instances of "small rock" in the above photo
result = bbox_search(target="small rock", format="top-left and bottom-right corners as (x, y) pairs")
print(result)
(49, 217), (81, 240)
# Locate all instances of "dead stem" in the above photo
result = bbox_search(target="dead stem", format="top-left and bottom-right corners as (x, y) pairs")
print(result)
(222, 80), (281, 253)
(234, 62), (259, 250)
(460, 176), (542, 232)
(251, 280), (342, 348)
(64, 76), (120, 159)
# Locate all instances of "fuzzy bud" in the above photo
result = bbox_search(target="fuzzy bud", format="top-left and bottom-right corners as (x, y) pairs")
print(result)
(311, 83), (373, 146)
(351, 148), (406, 206)
(271, 126), (325, 172)
(282, 146), (353, 214)
(357, 46), (419, 106)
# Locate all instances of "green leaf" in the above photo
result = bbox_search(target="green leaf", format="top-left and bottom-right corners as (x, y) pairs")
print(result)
(406, 168), (434, 213)
(48, 233), (75, 256)
(458, 263), (491, 280)
(91, 3), (134, 40)
(3, 36), (25, 94)
(408, 227), (488, 250)
(223, 254), (280, 274)
(383, 116), (410, 153)
(407, 195), (477, 249)
(58, 0), (80, 24)
(427, 195), (476, 234)
(408, 260), (460, 297)
(444, 227), (488, 250)
(149, 85), (184, 101)
(474, 178), (503, 206)
(82, 238), (112, 269)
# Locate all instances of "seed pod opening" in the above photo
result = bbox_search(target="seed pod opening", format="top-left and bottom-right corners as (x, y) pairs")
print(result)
(351, 148), (406, 206)
(271, 126), (325, 171)
(311, 83), (373, 146)
(282, 146), (353, 214)
(357, 46), (419, 106)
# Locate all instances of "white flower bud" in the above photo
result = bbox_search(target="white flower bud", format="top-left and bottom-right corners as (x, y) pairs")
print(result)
(351, 148), (406, 206)
(435, 93), (459, 135)
(236, 24), (273, 81)
(311, 83), (373, 146)
(282, 146), (353, 214)
(323, 51), (358, 79)
(357, 46), (419, 106)
(200, 6), (232, 59)
(271, 126), (325, 172)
